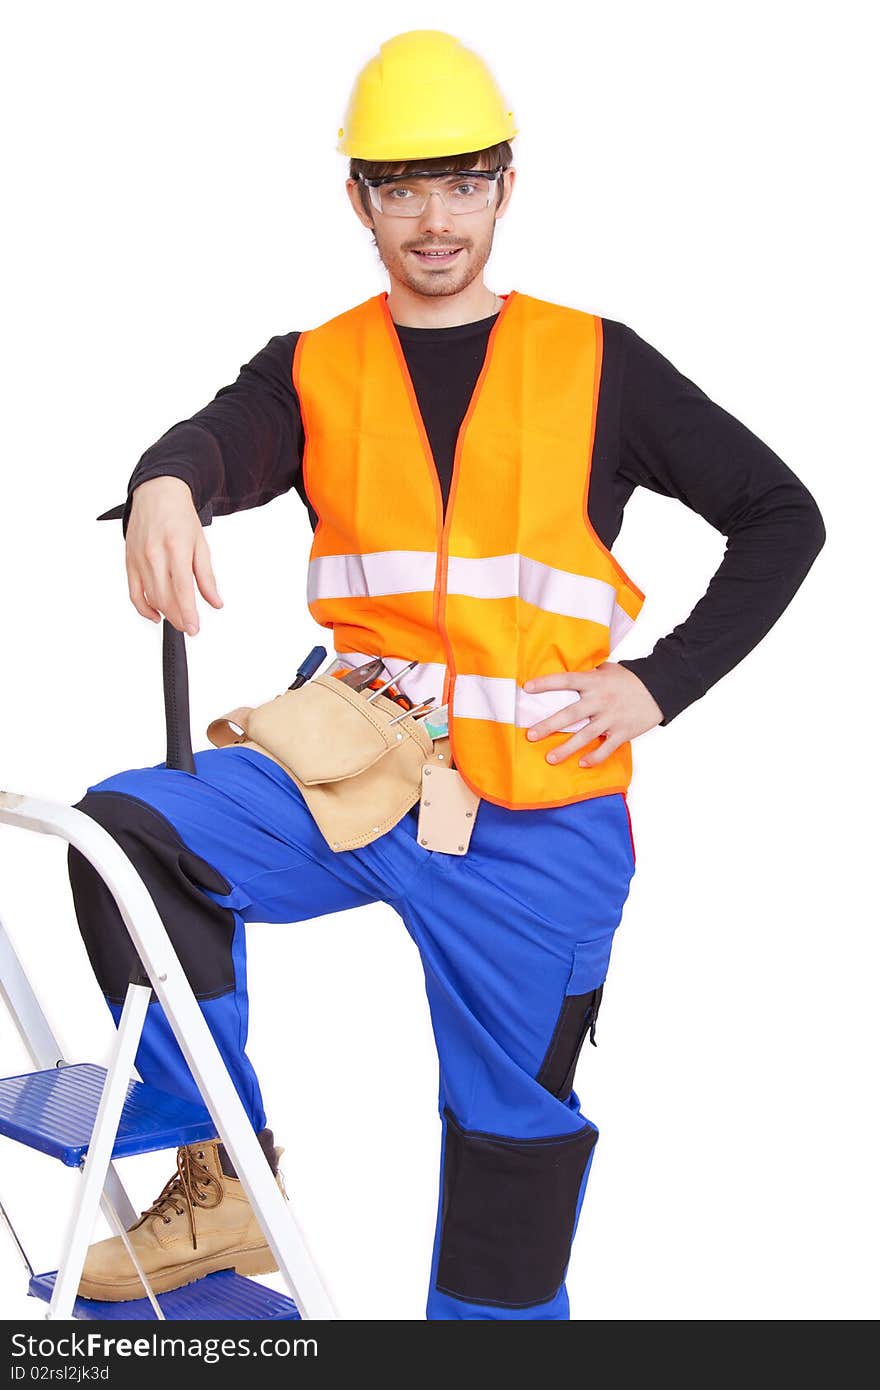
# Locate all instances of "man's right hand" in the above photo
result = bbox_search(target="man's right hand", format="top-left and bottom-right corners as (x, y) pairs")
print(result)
(125, 476), (223, 635)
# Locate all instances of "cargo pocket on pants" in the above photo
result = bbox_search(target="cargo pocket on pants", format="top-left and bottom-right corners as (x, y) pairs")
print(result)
(435, 1106), (597, 1308)
(536, 940), (608, 1100)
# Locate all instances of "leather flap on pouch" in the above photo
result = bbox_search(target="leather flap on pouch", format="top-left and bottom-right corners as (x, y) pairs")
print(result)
(246, 672), (422, 786)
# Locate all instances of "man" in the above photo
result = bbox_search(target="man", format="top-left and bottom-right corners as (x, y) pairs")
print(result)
(69, 29), (825, 1318)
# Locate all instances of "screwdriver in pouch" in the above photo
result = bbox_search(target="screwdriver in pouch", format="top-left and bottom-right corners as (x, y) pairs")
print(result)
(366, 659), (420, 704)
(387, 696), (436, 726)
(288, 645), (327, 690)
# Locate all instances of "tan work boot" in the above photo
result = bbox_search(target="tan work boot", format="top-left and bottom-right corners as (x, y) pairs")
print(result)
(78, 1133), (286, 1302)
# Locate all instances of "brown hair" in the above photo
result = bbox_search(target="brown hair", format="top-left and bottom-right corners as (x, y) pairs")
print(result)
(349, 141), (514, 217)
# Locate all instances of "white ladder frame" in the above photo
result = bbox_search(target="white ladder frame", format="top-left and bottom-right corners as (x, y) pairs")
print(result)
(0, 788), (337, 1320)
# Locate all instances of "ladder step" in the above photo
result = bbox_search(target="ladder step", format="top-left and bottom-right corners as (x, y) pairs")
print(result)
(0, 1063), (216, 1164)
(29, 1269), (302, 1320)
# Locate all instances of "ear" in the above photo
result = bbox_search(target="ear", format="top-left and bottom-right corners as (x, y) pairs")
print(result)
(345, 177), (376, 232)
(495, 166), (516, 221)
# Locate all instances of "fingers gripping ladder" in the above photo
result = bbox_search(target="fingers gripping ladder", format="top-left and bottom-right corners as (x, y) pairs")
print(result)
(0, 621), (337, 1320)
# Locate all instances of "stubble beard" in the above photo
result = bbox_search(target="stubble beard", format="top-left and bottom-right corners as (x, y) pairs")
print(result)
(371, 220), (497, 299)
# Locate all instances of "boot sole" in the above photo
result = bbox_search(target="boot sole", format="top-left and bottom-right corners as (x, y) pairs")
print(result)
(77, 1244), (278, 1303)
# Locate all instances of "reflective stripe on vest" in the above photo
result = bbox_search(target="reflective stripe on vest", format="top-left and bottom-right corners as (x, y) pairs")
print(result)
(308, 552), (635, 647)
(293, 290), (645, 810)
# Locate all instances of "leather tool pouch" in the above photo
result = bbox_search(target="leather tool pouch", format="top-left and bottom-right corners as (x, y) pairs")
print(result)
(416, 764), (481, 856)
(207, 673), (437, 852)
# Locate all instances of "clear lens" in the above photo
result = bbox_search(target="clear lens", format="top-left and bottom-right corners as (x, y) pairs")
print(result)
(369, 172), (497, 217)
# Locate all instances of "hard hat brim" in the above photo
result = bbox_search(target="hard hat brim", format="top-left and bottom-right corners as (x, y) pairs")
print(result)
(338, 125), (518, 161)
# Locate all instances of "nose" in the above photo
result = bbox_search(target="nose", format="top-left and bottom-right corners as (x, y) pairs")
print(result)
(416, 189), (455, 236)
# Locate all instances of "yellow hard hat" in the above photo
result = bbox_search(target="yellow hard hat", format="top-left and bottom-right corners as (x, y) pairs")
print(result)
(337, 30), (517, 161)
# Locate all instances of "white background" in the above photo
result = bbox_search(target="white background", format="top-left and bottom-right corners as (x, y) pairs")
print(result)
(0, 0), (876, 1322)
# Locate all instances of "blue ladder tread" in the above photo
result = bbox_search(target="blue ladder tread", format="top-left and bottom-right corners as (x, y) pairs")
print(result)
(29, 1269), (302, 1320)
(0, 1063), (217, 1164)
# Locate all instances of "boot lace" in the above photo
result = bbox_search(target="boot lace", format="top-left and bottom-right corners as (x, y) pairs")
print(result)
(138, 1146), (223, 1250)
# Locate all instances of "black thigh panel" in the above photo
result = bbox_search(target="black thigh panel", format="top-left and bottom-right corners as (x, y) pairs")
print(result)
(67, 790), (236, 1005)
(435, 1106), (597, 1309)
(536, 983), (604, 1100)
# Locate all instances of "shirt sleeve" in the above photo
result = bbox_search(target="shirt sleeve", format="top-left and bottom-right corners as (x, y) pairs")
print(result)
(98, 331), (305, 538)
(614, 323), (826, 725)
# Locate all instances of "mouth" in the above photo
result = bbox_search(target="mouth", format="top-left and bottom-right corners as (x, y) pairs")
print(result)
(410, 246), (464, 266)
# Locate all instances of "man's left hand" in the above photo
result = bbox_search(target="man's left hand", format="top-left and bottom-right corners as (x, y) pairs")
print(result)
(523, 663), (664, 767)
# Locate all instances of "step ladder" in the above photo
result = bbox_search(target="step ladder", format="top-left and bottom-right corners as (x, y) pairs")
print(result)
(0, 620), (337, 1320)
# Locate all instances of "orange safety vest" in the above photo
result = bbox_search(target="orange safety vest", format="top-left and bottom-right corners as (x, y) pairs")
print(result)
(292, 290), (645, 811)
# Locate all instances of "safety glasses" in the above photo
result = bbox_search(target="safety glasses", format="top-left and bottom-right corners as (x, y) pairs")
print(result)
(358, 167), (504, 218)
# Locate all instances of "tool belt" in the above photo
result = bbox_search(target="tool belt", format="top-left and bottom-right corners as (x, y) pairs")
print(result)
(206, 671), (480, 855)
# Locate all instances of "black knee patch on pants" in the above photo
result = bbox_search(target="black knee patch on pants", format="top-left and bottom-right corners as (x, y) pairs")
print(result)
(67, 790), (236, 1005)
(536, 983), (605, 1100)
(435, 1106), (597, 1309)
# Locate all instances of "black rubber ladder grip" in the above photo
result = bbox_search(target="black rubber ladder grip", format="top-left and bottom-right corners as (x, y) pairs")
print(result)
(95, 495), (212, 775)
(159, 502), (212, 774)
(162, 620), (196, 773)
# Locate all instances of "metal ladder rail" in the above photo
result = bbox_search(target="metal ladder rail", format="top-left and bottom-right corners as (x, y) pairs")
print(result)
(0, 915), (140, 1269)
(0, 789), (337, 1320)
(47, 976), (154, 1317)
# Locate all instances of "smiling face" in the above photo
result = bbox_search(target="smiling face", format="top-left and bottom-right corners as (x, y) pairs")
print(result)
(346, 153), (516, 301)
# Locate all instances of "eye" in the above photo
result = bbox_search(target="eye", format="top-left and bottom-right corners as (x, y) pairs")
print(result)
(454, 182), (479, 196)
(388, 186), (414, 200)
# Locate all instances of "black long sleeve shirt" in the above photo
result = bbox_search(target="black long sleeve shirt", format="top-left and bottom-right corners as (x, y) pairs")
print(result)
(100, 308), (826, 726)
